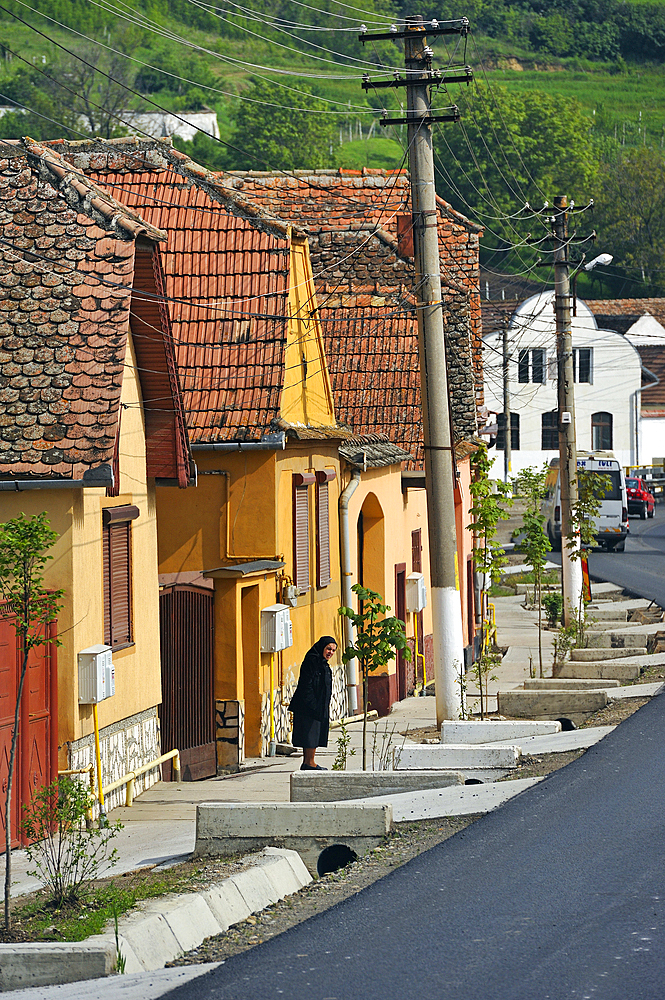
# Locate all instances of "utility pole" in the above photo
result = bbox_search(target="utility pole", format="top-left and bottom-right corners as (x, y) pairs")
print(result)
(553, 195), (582, 623)
(361, 16), (472, 724)
(502, 323), (511, 483)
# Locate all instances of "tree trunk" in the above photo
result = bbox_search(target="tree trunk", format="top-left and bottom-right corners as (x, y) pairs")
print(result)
(362, 672), (368, 771)
(537, 567), (543, 678)
(5, 645), (28, 930)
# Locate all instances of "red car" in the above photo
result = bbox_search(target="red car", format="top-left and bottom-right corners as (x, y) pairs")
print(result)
(626, 477), (656, 520)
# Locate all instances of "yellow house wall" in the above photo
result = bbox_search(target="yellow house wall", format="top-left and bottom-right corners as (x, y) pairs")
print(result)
(0, 331), (162, 761)
(156, 449), (277, 575)
(340, 455), (476, 685)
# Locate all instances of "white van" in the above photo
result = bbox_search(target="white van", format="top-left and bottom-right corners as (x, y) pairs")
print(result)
(543, 452), (628, 552)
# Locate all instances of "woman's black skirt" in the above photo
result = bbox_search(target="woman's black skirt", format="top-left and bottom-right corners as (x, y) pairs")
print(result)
(292, 712), (329, 749)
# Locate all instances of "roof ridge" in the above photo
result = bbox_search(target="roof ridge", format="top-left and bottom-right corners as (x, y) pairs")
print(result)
(23, 138), (167, 243)
(41, 136), (303, 241)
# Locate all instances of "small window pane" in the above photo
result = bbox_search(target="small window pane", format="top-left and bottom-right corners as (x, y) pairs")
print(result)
(532, 348), (545, 384)
(518, 349), (529, 383)
(578, 348), (591, 383)
(497, 413), (520, 451)
(541, 410), (558, 450)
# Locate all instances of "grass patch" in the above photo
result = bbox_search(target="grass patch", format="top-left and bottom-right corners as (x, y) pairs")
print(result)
(3, 853), (257, 945)
(505, 569), (561, 587)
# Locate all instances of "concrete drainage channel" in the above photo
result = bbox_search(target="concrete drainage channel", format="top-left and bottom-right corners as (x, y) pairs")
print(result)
(0, 848), (311, 993)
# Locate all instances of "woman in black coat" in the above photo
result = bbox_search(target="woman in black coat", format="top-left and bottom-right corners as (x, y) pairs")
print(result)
(289, 635), (336, 770)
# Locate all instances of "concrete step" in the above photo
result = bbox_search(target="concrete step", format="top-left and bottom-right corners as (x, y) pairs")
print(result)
(393, 745), (520, 770)
(440, 720), (561, 744)
(195, 802), (393, 876)
(570, 646), (647, 661)
(587, 608), (628, 622)
(290, 770), (463, 803)
(585, 632), (649, 649)
(558, 661), (641, 681)
(524, 678), (621, 689)
(497, 688), (608, 725)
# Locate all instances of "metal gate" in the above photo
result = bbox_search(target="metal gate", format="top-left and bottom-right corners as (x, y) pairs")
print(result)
(159, 584), (215, 781)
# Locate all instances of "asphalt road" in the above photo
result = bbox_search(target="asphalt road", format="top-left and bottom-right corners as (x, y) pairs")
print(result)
(163, 518), (665, 1000)
(554, 506), (665, 607)
(167, 693), (665, 1000)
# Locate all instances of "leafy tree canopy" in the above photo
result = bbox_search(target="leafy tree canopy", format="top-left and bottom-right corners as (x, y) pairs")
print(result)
(434, 83), (599, 251)
(227, 80), (335, 171)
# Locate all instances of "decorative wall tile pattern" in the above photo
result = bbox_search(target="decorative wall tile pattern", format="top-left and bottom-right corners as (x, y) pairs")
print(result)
(259, 662), (347, 756)
(69, 706), (160, 813)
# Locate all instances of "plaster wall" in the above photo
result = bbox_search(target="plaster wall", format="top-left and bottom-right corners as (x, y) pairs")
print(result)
(483, 294), (642, 475)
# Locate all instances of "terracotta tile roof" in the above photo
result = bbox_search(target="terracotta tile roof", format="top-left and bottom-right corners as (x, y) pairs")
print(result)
(227, 171), (482, 467)
(0, 139), (188, 483)
(47, 137), (321, 445)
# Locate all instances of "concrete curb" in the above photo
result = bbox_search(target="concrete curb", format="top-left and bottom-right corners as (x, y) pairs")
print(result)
(0, 848), (311, 992)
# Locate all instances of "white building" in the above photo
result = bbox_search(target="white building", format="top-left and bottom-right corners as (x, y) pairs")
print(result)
(482, 291), (643, 476)
(623, 313), (665, 467)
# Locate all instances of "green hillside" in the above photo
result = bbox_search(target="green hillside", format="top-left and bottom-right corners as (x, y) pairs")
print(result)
(0, 0), (664, 293)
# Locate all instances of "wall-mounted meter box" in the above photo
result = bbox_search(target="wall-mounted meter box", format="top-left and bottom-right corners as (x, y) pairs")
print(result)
(261, 604), (293, 653)
(406, 572), (427, 613)
(78, 644), (115, 704)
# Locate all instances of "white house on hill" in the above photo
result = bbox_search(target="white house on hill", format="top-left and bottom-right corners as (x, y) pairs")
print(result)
(482, 292), (643, 475)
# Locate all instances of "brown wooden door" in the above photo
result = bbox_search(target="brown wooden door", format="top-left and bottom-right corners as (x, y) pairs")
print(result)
(159, 585), (216, 781)
(395, 564), (408, 701)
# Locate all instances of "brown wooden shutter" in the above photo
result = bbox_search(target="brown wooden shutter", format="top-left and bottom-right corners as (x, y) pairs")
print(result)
(411, 529), (422, 572)
(316, 480), (331, 588)
(293, 483), (310, 592)
(103, 510), (136, 649)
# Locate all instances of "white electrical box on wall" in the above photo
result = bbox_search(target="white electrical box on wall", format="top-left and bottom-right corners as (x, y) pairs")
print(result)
(78, 644), (115, 704)
(406, 573), (427, 613)
(260, 604), (293, 652)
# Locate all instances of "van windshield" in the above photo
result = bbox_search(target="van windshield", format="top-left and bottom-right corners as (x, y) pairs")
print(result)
(578, 470), (623, 501)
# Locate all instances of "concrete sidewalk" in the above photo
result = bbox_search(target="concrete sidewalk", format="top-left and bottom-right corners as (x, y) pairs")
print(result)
(6, 587), (610, 897)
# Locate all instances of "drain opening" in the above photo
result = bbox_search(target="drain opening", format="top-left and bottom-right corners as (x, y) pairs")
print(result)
(464, 777), (484, 785)
(317, 844), (358, 877)
(556, 717), (577, 731)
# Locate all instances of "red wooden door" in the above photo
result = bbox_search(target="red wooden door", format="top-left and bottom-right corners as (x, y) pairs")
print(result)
(0, 616), (57, 851)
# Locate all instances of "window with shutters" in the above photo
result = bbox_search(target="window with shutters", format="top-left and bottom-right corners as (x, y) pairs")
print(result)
(102, 505), (139, 649)
(411, 529), (422, 573)
(316, 470), (335, 589)
(293, 474), (314, 593)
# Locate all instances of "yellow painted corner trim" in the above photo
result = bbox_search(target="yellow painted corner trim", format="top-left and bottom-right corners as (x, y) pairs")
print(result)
(281, 236), (337, 428)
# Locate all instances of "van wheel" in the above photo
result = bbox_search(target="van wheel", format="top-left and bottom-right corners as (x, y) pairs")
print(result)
(640, 503), (647, 520)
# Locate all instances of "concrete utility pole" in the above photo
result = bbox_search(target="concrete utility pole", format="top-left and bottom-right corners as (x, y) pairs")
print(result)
(361, 15), (472, 724)
(502, 323), (511, 483)
(553, 195), (582, 623)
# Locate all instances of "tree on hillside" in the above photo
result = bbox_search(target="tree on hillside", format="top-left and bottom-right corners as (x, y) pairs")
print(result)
(433, 83), (598, 247)
(228, 81), (335, 171)
(594, 147), (665, 293)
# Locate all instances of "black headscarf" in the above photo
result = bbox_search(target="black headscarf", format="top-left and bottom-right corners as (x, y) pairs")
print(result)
(289, 635), (336, 720)
(310, 635), (337, 658)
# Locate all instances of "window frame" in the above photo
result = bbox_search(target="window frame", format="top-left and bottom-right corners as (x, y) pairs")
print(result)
(102, 505), (139, 651)
(517, 348), (546, 384)
(315, 470), (336, 589)
(591, 411), (613, 451)
(573, 347), (592, 384)
(541, 410), (558, 450)
(292, 473), (314, 593)
(496, 412), (520, 451)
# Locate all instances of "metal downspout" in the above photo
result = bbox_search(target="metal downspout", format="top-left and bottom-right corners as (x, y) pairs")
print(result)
(339, 469), (361, 713)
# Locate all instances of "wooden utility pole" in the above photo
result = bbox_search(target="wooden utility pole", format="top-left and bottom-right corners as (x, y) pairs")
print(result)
(361, 15), (472, 724)
(553, 195), (582, 623)
(502, 323), (511, 483)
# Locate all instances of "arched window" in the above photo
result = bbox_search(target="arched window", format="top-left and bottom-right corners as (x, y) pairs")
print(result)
(591, 412), (613, 451)
(541, 410), (558, 450)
